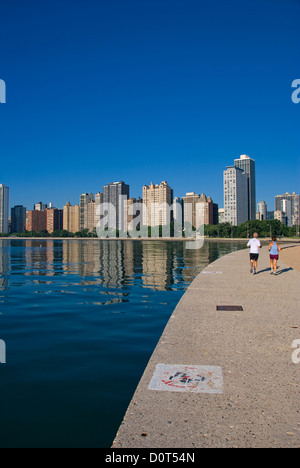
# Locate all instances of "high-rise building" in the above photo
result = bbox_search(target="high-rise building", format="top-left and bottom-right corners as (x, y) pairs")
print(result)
(234, 155), (256, 220)
(182, 193), (200, 229)
(182, 192), (217, 228)
(46, 208), (63, 234)
(198, 193), (215, 225)
(95, 192), (103, 208)
(224, 166), (248, 226)
(95, 192), (103, 231)
(80, 193), (94, 231)
(213, 203), (219, 225)
(183, 193), (216, 228)
(34, 202), (47, 211)
(143, 181), (173, 227)
(26, 210), (47, 232)
(274, 210), (286, 224)
(103, 182), (130, 231)
(11, 205), (26, 233)
(85, 199), (96, 232)
(257, 201), (267, 221)
(63, 202), (80, 233)
(0, 184), (9, 234)
(281, 199), (292, 227)
(275, 192), (300, 226)
(173, 197), (183, 225)
(124, 197), (143, 233)
(218, 208), (225, 224)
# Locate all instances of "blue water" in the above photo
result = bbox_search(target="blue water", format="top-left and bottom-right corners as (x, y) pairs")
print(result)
(0, 239), (245, 448)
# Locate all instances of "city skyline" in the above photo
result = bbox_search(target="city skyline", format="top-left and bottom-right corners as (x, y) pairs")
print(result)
(0, 1), (299, 213)
(2, 174), (299, 235)
(1, 168), (299, 215)
(1, 158), (299, 214)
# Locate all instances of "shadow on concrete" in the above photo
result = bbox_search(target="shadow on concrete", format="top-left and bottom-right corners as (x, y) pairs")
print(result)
(256, 267), (293, 275)
(256, 268), (272, 275)
(281, 245), (299, 250)
(276, 267), (293, 275)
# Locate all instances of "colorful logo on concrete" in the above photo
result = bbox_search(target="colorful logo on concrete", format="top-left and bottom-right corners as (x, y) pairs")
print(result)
(149, 364), (223, 394)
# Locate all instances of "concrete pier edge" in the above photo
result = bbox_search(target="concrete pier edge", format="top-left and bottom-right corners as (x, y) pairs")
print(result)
(113, 244), (300, 448)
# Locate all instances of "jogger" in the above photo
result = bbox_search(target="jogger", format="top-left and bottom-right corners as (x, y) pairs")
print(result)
(247, 233), (262, 275)
(269, 236), (281, 275)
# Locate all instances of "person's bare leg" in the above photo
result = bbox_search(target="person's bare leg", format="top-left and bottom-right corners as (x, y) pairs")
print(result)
(270, 259), (274, 273)
(274, 259), (277, 274)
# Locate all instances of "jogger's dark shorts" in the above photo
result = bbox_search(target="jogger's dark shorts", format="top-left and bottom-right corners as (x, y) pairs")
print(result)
(250, 254), (259, 261)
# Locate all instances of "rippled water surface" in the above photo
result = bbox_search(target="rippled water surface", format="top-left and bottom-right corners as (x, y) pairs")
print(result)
(0, 239), (245, 447)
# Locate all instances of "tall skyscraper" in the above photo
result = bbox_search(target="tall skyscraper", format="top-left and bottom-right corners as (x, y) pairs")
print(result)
(275, 192), (300, 226)
(173, 197), (183, 225)
(95, 192), (103, 207)
(182, 192), (215, 228)
(224, 166), (248, 226)
(80, 193), (94, 231)
(234, 155), (256, 220)
(26, 210), (47, 232)
(281, 199), (292, 227)
(46, 208), (63, 234)
(85, 199), (96, 232)
(34, 202), (47, 211)
(11, 205), (26, 233)
(218, 208), (225, 224)
(123, 197), (143, 233)
(182, 193), (201, 229)
(0, 184), (9, 234)
(257, 201), (267, 221)
(94, 192), (103, 231)
(142, 181), (173, 227)
(274, 210), (285, 224)
(213, 202), (219, 225)
(198, 193), (215, 226)
(63, 202), (80, 233)
(103, 182), (130, 231)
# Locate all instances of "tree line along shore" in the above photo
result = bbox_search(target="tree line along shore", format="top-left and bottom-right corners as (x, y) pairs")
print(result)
(0, 220), (298, 240)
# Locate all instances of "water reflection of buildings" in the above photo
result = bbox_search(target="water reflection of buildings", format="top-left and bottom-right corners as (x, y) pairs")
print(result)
(181, 242), (211, 284)
(62, 241), (135, 287)
(0, 240), (10, 291)
(62, 240), (179, 290)
(141, 242), (211, 290)
(0, 239), (229, 295)
(142, 242), (173, 291)
(61, 240), (212, 291)
(24, 240), (56, 277)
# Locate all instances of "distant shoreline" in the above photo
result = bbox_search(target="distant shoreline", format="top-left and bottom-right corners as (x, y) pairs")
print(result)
(2, 237), (299, 243)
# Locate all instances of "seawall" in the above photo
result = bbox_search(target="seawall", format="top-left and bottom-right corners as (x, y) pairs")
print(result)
(113, 246), (300, 448)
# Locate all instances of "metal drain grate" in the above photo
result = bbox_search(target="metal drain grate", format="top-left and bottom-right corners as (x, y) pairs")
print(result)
(217, 305), (243, 311)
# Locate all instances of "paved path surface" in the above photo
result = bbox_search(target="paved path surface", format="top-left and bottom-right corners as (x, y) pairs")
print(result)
(280, 245), (300, 272)
(113, 246), (300, 448)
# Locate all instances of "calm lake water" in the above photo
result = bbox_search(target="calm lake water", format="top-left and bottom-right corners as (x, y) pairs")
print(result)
(0, 239), (245, 448)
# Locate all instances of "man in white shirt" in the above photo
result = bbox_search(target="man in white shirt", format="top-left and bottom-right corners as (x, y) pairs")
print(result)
(247, 232), (262, 275)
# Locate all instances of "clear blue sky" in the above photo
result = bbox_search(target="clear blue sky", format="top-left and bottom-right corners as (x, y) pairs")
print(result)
(0, 0), (299, 211)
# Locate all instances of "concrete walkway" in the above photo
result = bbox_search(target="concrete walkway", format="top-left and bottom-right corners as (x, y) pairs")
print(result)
(280, 245), (300, 272)
(113, 245), (300, 448)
